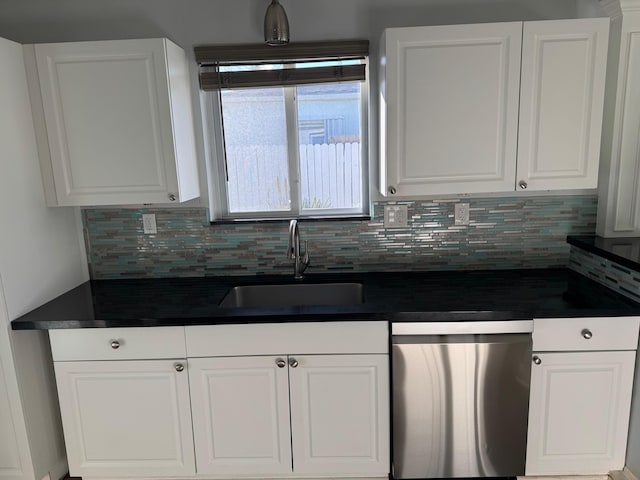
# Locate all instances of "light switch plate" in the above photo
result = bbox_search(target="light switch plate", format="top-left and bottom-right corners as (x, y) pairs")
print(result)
(384, 205), (408, 228)
(142, 213), (157, 234)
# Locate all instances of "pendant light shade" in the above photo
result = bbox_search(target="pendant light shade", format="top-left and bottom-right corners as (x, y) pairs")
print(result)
(264, 0), (289, 46)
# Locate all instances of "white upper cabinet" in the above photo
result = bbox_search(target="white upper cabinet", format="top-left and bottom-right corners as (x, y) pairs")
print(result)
(596, 3), (640, 237)
(380, 18), (609, 197)
(380, 22), (522, 196)
(31, 38), (199, 206)
(517, 19), (609, 191)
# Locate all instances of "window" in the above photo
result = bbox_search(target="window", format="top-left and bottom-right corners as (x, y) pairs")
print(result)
(196, 41), (369, 220)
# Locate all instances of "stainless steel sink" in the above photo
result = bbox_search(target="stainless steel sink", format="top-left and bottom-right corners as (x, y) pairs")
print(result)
(219, 283), (364, 308)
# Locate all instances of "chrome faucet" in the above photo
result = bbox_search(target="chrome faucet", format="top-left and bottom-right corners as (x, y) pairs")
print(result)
(287, 219), (310, 280)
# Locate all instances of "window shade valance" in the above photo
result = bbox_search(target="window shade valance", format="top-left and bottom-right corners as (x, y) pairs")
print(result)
(195, 40), (369, 91)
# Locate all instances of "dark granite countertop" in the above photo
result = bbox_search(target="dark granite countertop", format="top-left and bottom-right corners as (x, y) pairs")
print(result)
(568, 235), (640, 272)
(10, 268), (640, 330)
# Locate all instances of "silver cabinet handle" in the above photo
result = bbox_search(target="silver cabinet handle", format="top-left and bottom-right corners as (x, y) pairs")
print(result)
(276, 358), (286, 368)
(174, 363), (185, 372)
(519, 181), (528, 189)
(582, 329), (593, 340)
(533, 355), (542, 365)
(168, 193), (176, 201)
(110, 340), (120, 349)
(289, 358), (299, 368)
(388, 186), (397, 195)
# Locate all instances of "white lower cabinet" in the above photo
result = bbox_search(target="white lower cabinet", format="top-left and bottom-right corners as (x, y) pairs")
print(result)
(50, 322), (390, 479)
(53, 359), (196, 478)
(189, 353), (389, 477)
(526, 317), (640, 475)
(188, 356), (293, 476)
(289, 354), (389, 475)
(526, 351), (636, 475)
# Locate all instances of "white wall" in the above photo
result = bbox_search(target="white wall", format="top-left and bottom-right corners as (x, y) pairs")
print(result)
(576, 0), (606, 17)
(0, 0), (584, 45)
(0, 38), (88, 318)
(0, 35), (88, 480)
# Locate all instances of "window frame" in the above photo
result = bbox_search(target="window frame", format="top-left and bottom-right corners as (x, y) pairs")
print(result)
(199, 48), (370, 222)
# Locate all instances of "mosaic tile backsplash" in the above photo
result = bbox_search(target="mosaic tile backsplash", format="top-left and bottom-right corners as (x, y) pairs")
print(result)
(83, 195), (597, 279)
(569, 246), (640, 303)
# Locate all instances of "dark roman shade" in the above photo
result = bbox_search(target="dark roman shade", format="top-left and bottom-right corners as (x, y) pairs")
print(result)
(194, 40), (369, 90)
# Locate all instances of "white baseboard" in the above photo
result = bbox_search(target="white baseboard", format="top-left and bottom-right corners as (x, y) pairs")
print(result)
(519, 476), (608, 480)
(610, 468), (640, 480)
(84, 477), (388, 480)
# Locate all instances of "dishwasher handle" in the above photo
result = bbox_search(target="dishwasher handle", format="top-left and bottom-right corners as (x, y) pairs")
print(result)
(391, 320), (533, 336)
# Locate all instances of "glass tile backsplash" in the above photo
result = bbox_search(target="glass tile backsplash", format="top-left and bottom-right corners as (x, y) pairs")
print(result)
(83, 195), (597, 279)
(569, 245), (640, 303)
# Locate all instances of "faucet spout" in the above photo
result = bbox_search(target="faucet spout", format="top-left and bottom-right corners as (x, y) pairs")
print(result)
(287, 219), (310, 280)
(288, 219), (299, 260)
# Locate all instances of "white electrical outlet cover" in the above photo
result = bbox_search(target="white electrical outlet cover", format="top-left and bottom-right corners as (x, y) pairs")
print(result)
(142, 213), (157, 234)
(454, 203), (470, 226)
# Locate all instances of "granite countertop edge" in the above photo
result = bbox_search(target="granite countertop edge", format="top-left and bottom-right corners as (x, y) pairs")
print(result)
(11, 268), (640, 330)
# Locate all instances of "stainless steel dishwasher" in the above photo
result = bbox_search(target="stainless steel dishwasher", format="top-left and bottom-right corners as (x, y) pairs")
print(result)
(392, 321), (533, 479)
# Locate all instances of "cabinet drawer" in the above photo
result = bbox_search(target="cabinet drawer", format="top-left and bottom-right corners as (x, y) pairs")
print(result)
(49, 327), (186, 361)
(532, 317), (640, 352)
(186, 321), (388, 357)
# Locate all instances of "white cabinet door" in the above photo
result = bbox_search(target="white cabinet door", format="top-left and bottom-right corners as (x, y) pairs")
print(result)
(34, 38), (199, 206)
(188, 356), (292, 475)
(517, 18), (609, 191)
(380, 19), (609, 198)
(526, 351), (636, 475)
(54, 360), (195, 478)
(289, 354), (390, 475)
(596, 3), (640, 236)
(380, 23), (522, 196)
